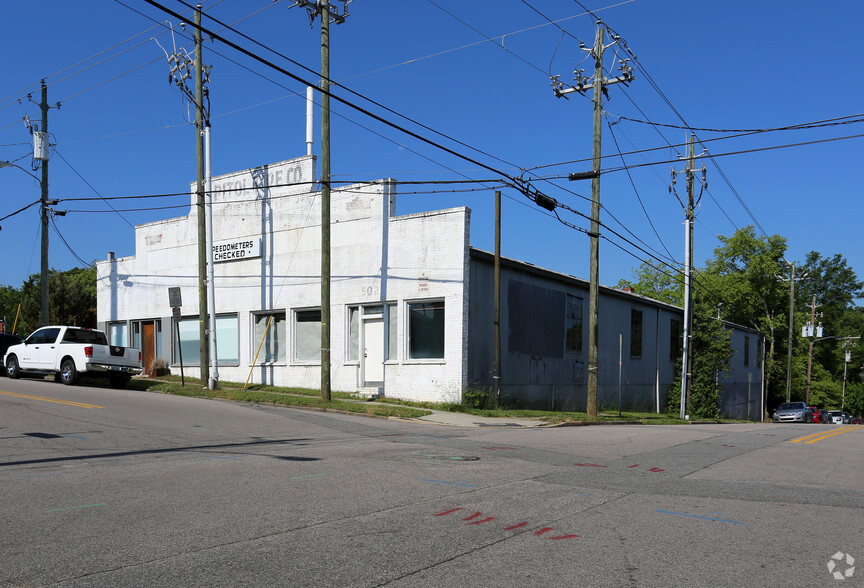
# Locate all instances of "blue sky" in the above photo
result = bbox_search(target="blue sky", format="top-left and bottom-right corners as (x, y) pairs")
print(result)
(1, 0), (862, 308)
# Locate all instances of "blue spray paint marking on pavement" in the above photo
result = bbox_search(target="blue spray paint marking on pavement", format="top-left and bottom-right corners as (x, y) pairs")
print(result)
(63, 435), (85, 440)
(656, 510), (743, 524)
(421, 479), (476, 487)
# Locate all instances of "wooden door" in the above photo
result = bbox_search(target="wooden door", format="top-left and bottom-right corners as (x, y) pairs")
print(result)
(143, 322), (155, 375)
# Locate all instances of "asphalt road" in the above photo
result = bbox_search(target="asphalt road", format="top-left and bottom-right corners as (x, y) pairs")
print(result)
(1, 376), (862, 587)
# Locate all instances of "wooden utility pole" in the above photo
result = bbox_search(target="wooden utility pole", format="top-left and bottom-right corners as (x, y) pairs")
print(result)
(805, 294), (817, 404)
(585, 23), (604, 418)
(194, 6), (209, 386)
(784, 262), (796, 402)
(553, 20), (633, 417)
(39, 81), (49, 326)
(287, 0), (350, 401)
(319, 0), (332, 401)
(493, 190), (501, 407)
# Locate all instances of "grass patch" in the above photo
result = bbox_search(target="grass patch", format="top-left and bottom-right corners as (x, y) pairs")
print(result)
(123, 376), (746, 424)
(139, 379), (431, 419)
(373, 396), (684, 424)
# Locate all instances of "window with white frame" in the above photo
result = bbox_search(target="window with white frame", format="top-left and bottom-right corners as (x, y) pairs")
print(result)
(216, 315), (239, 364)
(294, 309), (321, 362)
(108, 322), (128, 346)
(253, 311), (286, 363)
(386, 303), (397, 360)
(347, 306), (360, 361)
(407, 300), (445, 360)
(175, 318), (200, 365)
(173, 314), (239, 365)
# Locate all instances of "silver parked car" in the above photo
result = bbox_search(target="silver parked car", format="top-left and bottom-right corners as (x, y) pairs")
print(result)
(827, 410), (844, 424)
(772, 402), (813, 423)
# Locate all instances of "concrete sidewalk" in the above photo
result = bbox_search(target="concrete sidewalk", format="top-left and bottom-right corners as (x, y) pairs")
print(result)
(402, 409), (549, 428)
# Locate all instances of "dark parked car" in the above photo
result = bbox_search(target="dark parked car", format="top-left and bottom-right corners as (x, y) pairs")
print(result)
(0, 333), (23, 376)
(772, 402), (813, 423)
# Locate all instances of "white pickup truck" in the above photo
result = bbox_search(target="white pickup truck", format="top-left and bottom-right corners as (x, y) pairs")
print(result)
(3, 325), (142, 388)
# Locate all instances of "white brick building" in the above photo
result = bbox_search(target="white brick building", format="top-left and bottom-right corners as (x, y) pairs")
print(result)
(97, 155), (469, 402)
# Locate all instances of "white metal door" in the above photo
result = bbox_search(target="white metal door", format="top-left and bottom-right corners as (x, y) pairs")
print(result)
(363, 318), (384, 385)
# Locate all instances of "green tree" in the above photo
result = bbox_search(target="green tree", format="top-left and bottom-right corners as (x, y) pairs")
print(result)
(701, 227), (788, 406)
(14, 265), (97, 336)
(666, 307), (731, 419)
(798, 252), (864, 378)
(0, 284), (23, 333)
(617, 260), (682, 306)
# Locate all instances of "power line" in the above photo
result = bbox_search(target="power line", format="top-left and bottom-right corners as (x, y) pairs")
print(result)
(52, 148), (135, 228)
(133, 0), (534, 196)
(605, 119), (674, 261)
(610, 112), (864, 134)
(49, 215), (91, 267)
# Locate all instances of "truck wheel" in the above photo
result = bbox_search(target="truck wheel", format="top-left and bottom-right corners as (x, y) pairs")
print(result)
(60, 359), (78, 386)
(109, 374), (130, 389)
(6, 355), (20, 379)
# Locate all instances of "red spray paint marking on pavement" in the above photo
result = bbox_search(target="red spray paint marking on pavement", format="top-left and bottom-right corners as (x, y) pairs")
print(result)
(574, 463), (607, 467)
(648, 467), (665, 472)
(466, 517), (496, 525)
(628, 464), (640, 468)
(504, 522), (529, 530)
(535, 527), (555, 536)
(548, 534), (581, 540)
(433, 508), (463, 517)
(462, 512), (484, 521)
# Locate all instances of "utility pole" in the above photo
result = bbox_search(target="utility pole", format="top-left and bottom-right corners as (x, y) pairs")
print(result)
(26, 81), (60, 326)
(804, 294), (819, 405)
(39, 82), (50, 326)
(840, 337), (859, 411)
(777, 260), (806, 402)
(670, 134), (706, 418)
(493, 190), (501, 407)
(162, 8), (214, 386)
(294, 1), (350, 402)
(553, 20), (633, 417)
(320, 0), (331, 401)
(194, 6), (210, 387)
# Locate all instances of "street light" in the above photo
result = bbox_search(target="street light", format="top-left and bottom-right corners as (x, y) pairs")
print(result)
(0, 160), (41, 182)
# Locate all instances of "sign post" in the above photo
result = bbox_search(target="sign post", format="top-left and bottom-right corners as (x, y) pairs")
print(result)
(168, 288), (185, 386)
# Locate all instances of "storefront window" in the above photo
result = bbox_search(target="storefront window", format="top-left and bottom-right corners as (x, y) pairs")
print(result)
(295, 309), (321, 362)
(408, 301), (444, 359)
(174, 315), (238, 365)
(253, 312), (286, 363)
(108, 322), (128, 346)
